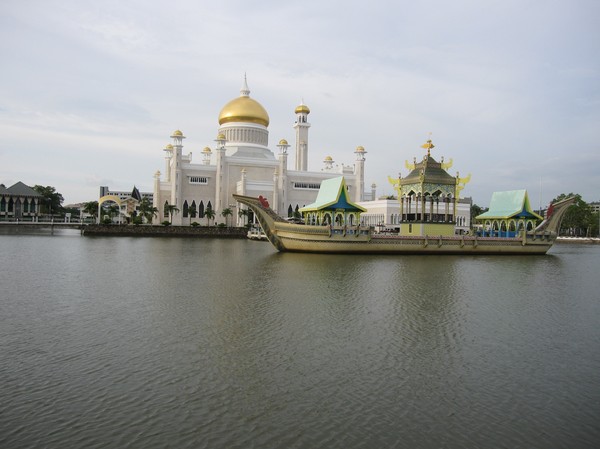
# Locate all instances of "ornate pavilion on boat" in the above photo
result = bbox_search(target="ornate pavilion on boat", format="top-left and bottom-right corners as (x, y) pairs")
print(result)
(299, 177), (366, 226)
(475, 190), (542, 237)
(388, 140), (470, 236)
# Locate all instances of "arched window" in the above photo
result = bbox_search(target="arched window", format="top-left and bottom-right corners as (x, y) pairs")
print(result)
(163, 201), (169, 218)
(183, 200), (189, 217)
(190, 200), (197, 218)
(199, 201), (205, 218)
(287, 205), (293, 217)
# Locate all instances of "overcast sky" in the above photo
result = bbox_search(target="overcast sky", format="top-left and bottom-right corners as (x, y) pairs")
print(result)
(1, 0), (598, 207)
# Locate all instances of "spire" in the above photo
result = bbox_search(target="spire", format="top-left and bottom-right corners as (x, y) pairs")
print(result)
(240, 73), (250, 97)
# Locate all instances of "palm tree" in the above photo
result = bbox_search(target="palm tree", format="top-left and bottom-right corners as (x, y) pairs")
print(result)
(188, 204), (197, 225)
(83, 201), (99, 223)
(238, 207), (249, 226)
(138, 198), (158, 224)
(221, 207), (233, 227)
(107, 204), (120, 223)
(205, 208), (215, 226)
(165, 204), (180, 224)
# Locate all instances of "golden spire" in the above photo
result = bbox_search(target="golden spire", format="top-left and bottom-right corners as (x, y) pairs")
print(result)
(421, 135), (435, 157)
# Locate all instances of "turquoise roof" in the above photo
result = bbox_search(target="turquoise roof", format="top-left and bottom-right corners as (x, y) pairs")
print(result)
(300, 177), (367, 213)
(476, 190), (542, 220)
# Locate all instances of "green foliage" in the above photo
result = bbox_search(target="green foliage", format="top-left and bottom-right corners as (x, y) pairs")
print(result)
(165, 204), (179, 223)
(34, 185), (64, 214)
(221, 207), (233, 226)
(551, 193), (593, 236)
(132, 216), (143, 225)
(83, 201), (99, 218)
(102, 217), (112, 225)
(204, 208), (216, 226)
(138, 198), (158, 224)
(217, 223), (226, 228)
(161, 220), (171, 226)
(191, 221), (199, 227)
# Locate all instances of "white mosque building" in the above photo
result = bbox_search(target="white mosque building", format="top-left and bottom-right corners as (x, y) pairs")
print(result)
(152, 77), (369, 226)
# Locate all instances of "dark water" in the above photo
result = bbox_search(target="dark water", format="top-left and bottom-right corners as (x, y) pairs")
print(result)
(1, 232), (599, 448)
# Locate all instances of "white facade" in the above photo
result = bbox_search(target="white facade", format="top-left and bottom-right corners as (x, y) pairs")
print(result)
(153, 79), (367, 226)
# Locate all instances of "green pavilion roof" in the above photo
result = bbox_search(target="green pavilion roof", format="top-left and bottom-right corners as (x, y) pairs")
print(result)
(476, 190), (542, 220)
(299, 177), (367, 213)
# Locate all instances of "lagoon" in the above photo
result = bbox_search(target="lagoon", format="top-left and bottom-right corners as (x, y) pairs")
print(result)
(1, 233), (599, 448)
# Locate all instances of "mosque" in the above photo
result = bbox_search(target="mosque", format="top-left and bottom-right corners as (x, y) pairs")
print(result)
(152, 77), (368, 226)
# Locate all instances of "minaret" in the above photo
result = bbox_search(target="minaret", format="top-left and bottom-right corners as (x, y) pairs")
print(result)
(214, 133), (227, 214)
(277, 139), (290, 213)
(293, 100), (311, 171)
(354, 146), (367, 202)
(153, 170), (161, 224)
(170, 130), (185, 225)
(163, 144), (173, 182)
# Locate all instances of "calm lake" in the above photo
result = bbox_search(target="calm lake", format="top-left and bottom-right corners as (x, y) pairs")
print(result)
(1, 231), (599, 448)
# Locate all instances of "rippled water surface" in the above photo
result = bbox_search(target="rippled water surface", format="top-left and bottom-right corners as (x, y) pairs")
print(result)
(1, 232), (599, 448)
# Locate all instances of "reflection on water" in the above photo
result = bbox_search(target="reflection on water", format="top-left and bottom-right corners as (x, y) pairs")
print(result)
(1, 236), (599, 448)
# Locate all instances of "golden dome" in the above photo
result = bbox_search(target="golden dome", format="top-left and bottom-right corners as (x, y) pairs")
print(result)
(355, 146), (365, 152)
(218, 96), (269, 127)
(216, 133), (226, 140)
(172, 129), (183, 137)
(202, 146), (212, 153)
(295, 103), (310, 114)
(324, 156), (333, 161)
(278, 139), (289, 145)
(165, 144), (173, 149)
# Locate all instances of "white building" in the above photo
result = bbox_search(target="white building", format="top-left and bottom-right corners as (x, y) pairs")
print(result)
(153, 77), (368, 226)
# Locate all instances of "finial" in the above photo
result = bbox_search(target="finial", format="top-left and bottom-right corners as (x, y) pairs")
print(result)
(421, 133), (434, 157)
(240, 73), (250, 97)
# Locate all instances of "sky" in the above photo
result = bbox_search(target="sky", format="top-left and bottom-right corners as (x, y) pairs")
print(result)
(1, 0), (599, 208)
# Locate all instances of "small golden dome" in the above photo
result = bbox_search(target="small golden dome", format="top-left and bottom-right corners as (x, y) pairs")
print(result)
(355, 146), (365, 152)
(216, 133), (226, 141)
(278, 139), (289, 145)
(202, 146), (212, 153)
(172, 130), (183, 137)
(324, 156), (333, 161)
(218, 96), (269, 127)
(295, 103), (310, 114)
(165, 144), (173, 149)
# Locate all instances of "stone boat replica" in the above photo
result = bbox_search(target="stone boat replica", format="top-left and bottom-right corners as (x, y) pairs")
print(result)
(233, 177), (575, 255)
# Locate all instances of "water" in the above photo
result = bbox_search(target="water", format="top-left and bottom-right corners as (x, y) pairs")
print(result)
(1, 232), (599, 448)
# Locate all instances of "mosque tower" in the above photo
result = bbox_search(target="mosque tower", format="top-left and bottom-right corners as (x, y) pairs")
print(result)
(169, 129), (185, 225)
(293, 101), (310, 171)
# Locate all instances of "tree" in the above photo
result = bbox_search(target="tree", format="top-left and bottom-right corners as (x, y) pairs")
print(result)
(205, 208), (215, 226)
(138, 198), (158, 224)
(188, 204), (197, 225)
(471, 204), (486, 224)
(238, 207), (249, 226)
(83, 201), (99, 222)
(107, 204), (120, 223)
(551, 193), (592, 236)
(165, 204), (180, 224)
(34, 185), (64, 215)
(221, 207), (233, 227)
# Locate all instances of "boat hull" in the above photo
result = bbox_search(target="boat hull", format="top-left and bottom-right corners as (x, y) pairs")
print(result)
(233, 194), (573, 255)
(274, 224), (553, 255)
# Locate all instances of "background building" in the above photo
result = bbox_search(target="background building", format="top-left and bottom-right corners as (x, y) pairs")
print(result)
(153, 78), (368, 226)
(0, 182), (42, 221)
